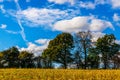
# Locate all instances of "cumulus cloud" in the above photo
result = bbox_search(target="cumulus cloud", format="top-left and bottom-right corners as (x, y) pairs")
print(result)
(16, 8), (72, 27)
(91, 32), (105, 42)
(0, 24), (7, 29)
(113, 13), (120, 26)
(79, 1), (95, 9)
(115, 40), (120, 45)
(111, 0), (120, 8)
(53, 16), (114, 33)
(0, 0), (3, 2)
(20, 39), (50, 56)
(35, 39), (50, 45)
(95, 0), (109, 5)
(48, 0), (75, 5)
(113, 13), (120, 22)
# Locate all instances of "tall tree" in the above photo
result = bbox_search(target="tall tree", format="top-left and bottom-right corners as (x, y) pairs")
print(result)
(76, 31), (92, 69)
(96, 34), (120, 69)
(2, 47), (20, 68)
(87, 48), (99, 69)
(42, 33), (74, 69)
(74, 51), (82, 69)
(18, 51), (34, 68)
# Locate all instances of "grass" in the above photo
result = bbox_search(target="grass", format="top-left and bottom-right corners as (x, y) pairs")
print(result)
(0, 69), (119, 80)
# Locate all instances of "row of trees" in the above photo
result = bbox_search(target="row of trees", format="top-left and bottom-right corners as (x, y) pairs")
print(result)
(42, 31), (120, 69)
(0, 31), (120, 69)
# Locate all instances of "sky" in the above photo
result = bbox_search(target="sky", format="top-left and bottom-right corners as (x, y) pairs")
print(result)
(0, 0), (120, 56)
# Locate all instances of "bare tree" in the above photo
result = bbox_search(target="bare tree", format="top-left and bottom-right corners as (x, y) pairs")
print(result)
(76, 31), (92, 69)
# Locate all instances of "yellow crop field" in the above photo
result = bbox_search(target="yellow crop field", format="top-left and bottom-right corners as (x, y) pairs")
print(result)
(0, 69), (119, 80)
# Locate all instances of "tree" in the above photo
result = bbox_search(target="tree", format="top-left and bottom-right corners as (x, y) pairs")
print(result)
(96, 34), (120, 69)
(42, 33), (74, 69)
(87, 48), (99, 69)
(112, 52), (120, 69)
(74, 51), (82, 69)
(18, 51), (34, 68)
(1, 47), (20, 68)
(42, 48), (55, 68)
(76, 31), (92, 69)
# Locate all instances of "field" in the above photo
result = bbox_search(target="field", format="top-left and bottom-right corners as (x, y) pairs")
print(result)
(0, 69), (119, 80)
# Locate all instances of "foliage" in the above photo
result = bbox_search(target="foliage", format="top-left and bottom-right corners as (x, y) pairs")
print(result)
(96, 34), (120, 69)
(42, 33), (74, 69)
(76, 31), (92, 69)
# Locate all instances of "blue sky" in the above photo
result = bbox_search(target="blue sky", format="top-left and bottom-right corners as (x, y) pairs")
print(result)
(0, 0), (120, 56)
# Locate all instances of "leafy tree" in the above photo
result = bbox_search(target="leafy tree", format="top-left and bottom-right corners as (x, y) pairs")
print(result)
(96, 34), (120, 69)
(42, 48), (55, 68)
(34, 56), (43, 68)
(74, 51), (82, 69)
(18, 51), (34, 68)
(76, 31), (92, 69)
(42, 33), (74, 69)
(87, 48), (99, 69)
(0, 52), (4, 68)
(1, 47), (20, 68)
(112, 52), (120, 69)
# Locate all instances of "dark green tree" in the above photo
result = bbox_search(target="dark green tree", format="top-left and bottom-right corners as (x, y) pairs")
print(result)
(87, 48), (99, 69)
(96, 34), (120, 69)
(1, 47), (20, 68)
(42, 33), (74, 69)
(74, 51), (82, 69)
(18, 51), (34, 68)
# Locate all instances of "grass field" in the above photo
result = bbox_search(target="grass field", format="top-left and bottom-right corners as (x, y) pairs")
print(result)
(0, 69), (119, 80)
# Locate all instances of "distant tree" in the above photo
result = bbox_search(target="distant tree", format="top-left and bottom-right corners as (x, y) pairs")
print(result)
(76, 31), (92, 69)
(1, 47), (20, 68)
(96, 34), (120, 69)
(112, 52), (120, 69)
(74, 51), (82, 69)
(87, 48), (99, 69)
(0, 52), (4, 68)
(34, 56), (43, 68)
(42, 48), (55, 68)
(42, 33), (74, 69)
(18, 51), (34, 68)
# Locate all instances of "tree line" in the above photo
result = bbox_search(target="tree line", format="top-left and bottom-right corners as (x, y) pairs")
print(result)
(0, 31), (120, 69)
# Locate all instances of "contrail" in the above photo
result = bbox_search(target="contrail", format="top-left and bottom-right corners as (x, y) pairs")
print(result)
(14, 0), (28, 44)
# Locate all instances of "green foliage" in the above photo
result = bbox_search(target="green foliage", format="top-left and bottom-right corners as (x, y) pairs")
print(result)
(1, 47), (20, 68)
(96, 34), (120, 69)
(42, 33), (74, 69)
(87, 48), (99, 69)
(19, 51), (34, 68)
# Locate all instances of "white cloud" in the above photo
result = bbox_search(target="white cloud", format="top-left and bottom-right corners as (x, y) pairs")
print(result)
(111, 0), (120, 8)
(53, 16), (114, 33)
(89, 19), (113, 31)
(5, 30), (20, 34)
(16, 8), (71, 27)
(91, 32), (105, 42)
(0, 24), (7, 29)
(113, 13), (120, 22)
(79, 1), (95, 9)
(115, 40), (120, 45)
(0, 0), (3, 2)
(20, 39), (50, 56)
(113, 13), (120, 26)
(48, 0), (75, 5)
(95, 0), (109, 5)
(0, 5), (6, 13)
(35, 39), (50, 45)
